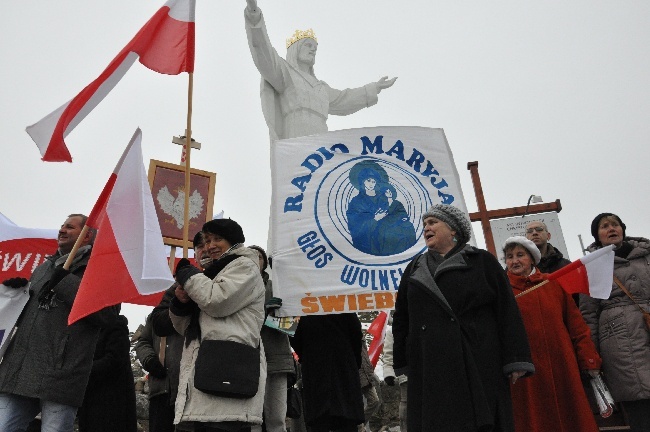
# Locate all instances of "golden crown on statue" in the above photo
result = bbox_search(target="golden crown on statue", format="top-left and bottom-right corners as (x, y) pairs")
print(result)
(286, 29), (318, 49)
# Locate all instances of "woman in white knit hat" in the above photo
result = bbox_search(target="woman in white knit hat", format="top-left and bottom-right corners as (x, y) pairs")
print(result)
(503, 236), (600, 432)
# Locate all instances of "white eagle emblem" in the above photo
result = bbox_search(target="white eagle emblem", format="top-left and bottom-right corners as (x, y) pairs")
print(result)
(156, 186), (204, 229)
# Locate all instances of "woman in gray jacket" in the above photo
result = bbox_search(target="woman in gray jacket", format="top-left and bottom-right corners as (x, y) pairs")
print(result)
(171, 219), (266, 432)
(581, 213), (650, 432)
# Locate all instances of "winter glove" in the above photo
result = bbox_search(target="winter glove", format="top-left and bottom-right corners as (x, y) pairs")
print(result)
(143, 356), (167, 379)
(49, 267), (70, 290)
(265, 297), (283, 313)
(37, 267), (71, 310)
(384, 376), (396, 386)
(2, 277), (29, 289)
(175, 258), (201, 286)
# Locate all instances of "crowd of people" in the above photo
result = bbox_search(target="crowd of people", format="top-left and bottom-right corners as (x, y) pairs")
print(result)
(1, 207), (650, 432)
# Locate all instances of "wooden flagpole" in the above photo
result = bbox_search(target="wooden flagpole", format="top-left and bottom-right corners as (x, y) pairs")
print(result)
(62, 225), (90, 270)
(514, 279), (549, 298)
(181, 72), (195, 259)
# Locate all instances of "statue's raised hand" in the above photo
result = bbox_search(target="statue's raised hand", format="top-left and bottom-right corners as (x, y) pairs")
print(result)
(376, 76), (398, 94)
(246, 0), (258, 12)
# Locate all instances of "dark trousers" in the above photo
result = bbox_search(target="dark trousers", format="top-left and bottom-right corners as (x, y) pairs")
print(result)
(622, 399), (650, 432)
(188, 427), (251, 432)
(309, 426), (357, 432)
(149, 394), (176, 432)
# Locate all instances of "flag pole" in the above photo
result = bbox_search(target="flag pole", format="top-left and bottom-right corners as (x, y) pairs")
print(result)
(182, 72), (194, 259)
(62, 225), (90, 270)
(514, 279), (549, 299)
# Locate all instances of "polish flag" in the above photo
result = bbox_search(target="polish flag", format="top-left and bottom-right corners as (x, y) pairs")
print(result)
(367, 311), (389, 368)
(549, 244), (615, 299)
(0, 213), (58, 280)
(68, 129), (174, 325)
(26, 0), (195, 163)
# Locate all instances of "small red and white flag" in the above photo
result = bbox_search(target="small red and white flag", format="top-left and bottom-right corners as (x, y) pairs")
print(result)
(26, 0), (195, 162)
(549, 244), (615, 299)
(0, 213), (58, 280)
(367, 311), (389, 368)
(68, 128), (174, 324)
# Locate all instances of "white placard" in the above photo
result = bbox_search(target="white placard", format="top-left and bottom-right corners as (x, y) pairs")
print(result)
(0, 284), (30, 360)
(490, 212), (569, 267)
(270, 127), (470, 316)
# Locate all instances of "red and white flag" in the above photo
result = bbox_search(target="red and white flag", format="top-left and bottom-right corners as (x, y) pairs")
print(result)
(0, 213), (58, 280)
(26, 0), (195, 162)
(367, 311), (389, 368)
(549, 244), (615, 299)
(68, 128), (174, 324)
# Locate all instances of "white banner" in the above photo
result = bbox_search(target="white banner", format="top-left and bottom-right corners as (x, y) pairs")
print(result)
(0, 284), (30, 360)
(270, 127), (470, 316)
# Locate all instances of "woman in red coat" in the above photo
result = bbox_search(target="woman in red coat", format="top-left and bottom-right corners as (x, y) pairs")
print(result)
(503, 236), (601, 432)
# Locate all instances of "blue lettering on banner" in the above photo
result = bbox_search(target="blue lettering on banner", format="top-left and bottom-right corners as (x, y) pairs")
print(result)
(340, 264), (403, 290)
(297, 231), (333, 268)
(360, 135), (454, 204)
(284, 144), (350, 213)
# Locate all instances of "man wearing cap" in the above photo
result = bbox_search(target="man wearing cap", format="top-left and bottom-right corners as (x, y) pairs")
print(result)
(525, 221), (570, 274)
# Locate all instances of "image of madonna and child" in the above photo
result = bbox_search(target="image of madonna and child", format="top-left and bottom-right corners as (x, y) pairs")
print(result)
(346, 167), (417, 256)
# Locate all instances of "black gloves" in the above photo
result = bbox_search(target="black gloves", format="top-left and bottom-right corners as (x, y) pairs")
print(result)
(49, 267), (70, 290)
(265, 297), (282, 313)
(2, 277), (29, 289)
(384, 376), (396, 386)
(175, 258), (201, 286)
(143, 356), (167, 379)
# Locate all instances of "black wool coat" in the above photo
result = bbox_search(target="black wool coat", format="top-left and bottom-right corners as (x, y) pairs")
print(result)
(392, 246), (534, 432)
(0, 246), (117, 407)
(77, 314), (137, 432)
(290, 313), (365, 429)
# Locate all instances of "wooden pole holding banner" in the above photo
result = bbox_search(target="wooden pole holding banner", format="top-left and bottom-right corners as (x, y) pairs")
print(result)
(181, 73), (195, 259)
(168, 245), (177, 272)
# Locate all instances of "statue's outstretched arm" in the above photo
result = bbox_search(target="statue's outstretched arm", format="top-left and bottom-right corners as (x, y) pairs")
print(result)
(376, 76), (398, 94)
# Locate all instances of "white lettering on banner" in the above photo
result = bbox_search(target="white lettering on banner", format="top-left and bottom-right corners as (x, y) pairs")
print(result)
(0, 252), (46, 273)
(271, 127), (470, 316)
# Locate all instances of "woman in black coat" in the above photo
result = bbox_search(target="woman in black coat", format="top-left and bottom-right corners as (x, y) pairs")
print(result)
(78, 314), (137, 432)
(291, 313), (365, 432)
(392, 205), (534, 432)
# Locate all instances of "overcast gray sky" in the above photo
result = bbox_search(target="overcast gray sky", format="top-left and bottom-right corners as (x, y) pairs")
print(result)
(2, 1), (649, 328)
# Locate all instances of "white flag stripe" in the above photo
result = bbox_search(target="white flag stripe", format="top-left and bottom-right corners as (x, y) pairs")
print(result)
(166, 0), (196, 22)
(106, 130), (174, 294)
(583, 245), (615, 300)
(0, 213), (58, 242)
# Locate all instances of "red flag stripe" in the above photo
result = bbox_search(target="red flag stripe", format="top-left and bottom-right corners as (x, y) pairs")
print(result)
(28, 0), (195, 162)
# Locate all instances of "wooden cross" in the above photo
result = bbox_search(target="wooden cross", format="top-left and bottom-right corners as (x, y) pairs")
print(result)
(467, 161), (562, 256)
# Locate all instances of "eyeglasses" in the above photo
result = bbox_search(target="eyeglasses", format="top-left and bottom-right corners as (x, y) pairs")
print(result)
(526, 227), (545, 233)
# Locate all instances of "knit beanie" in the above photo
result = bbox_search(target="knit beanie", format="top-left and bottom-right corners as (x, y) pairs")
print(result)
(192, 231), (204, 248)
(202, 218), (245, 246)
(248, 245), (268, 272)
(422, 204), (472, 244)
(502, 236), (541, 265)
(590, 213), (626, 246)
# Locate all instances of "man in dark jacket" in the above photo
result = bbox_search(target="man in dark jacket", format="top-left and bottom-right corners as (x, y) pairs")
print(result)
(525, 221), (570, 273)
(0, 214), (117, 432)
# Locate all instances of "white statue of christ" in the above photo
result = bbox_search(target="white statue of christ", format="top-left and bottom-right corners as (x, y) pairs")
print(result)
(245, 0), (397, 141)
